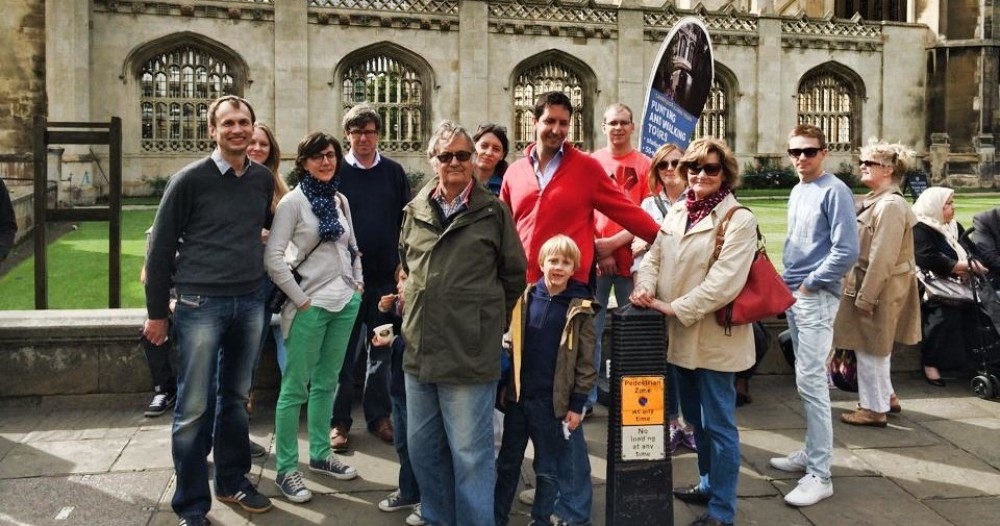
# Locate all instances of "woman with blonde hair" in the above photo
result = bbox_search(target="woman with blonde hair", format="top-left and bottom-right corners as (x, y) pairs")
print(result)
(834, 139), (922, 427)
(630, 142), (696, 454)
(631, 137), (757, 526)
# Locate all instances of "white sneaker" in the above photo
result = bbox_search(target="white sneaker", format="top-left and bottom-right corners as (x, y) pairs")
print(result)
(518, 488), (535, 505)
(784, 474), (833, 507)
(769, 449), (807, 473)
(405, 503), (426, 526)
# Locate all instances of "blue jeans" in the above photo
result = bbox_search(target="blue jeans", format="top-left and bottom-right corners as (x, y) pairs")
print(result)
(674, 366), (740, 524)
(495, 397), (591, 526)
(170, 289), (266, 518)
(332, 282), (394, 429)
(391, 390), (420, 502)
(785, 288), (838, 481)
(587, 274), (633, 408)
(405, 373), (495, 526)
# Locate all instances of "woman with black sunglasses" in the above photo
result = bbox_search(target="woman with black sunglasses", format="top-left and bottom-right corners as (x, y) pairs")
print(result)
(833, 139), (922, 427)
(631, 137), (757, 526)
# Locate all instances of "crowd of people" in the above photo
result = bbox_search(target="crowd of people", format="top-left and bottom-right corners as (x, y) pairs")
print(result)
(137, 92), (1000, 526)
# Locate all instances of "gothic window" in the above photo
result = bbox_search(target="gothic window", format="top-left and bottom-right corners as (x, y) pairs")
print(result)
(340, 54), (426, 152)
(797, 70), (859, 152)
(512, 61), (591, 152)
(836, 0), (907, 22)
(138, 46), (237, 152)
(694, 80), (729, 144)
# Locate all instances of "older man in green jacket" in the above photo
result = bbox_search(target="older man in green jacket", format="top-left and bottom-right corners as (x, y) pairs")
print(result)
(399, 120), (526, 526)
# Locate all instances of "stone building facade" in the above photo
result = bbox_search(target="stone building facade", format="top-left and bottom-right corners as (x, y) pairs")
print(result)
(0, 0), (996, 194)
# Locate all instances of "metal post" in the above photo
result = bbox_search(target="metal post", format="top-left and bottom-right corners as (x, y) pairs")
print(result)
(606, 303), (672, 525)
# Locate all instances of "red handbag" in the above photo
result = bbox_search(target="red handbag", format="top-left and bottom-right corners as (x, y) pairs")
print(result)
(712, 206), (796, 333)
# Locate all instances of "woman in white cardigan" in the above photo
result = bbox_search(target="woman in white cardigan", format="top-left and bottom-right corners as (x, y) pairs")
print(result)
(265, 132), (363, 504)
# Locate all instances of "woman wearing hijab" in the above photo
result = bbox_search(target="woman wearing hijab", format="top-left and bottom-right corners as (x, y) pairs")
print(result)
(833, 139), (921, 427)
(912, 186), (987, 386)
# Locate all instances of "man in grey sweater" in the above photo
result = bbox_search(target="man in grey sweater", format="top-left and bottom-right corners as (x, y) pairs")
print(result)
(143, 95), (274, 526)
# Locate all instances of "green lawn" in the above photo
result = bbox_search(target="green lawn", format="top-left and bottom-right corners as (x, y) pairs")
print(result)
(0, 196), (996, 310)
(0, 210), (155, 310)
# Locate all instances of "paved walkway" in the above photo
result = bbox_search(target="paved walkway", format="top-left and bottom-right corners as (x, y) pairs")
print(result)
(1, 375), (998, 526)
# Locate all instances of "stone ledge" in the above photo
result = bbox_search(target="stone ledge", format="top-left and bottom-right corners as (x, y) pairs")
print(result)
(0, 309), (281, 398)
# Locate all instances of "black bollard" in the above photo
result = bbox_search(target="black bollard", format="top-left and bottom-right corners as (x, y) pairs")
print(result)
(606, 303), (672, 526)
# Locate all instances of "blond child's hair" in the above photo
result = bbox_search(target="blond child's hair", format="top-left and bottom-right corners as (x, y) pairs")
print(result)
(537, 234), (581, 270)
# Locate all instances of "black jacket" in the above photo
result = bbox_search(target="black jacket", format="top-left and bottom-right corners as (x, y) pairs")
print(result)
(972, 207), (1000, 285)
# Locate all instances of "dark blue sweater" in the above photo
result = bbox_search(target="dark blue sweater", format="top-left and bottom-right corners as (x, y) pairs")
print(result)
(145, 157), (273, 319)
(521, 278), (592, 401)
(337, 157), (410, 286)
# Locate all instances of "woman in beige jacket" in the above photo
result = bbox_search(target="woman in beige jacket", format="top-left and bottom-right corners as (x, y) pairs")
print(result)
(834, 139), (922, 427)
(631, 137), (757, 526)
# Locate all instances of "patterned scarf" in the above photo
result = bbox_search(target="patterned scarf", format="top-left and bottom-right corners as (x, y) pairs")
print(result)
(685, 186), (731, 230)
(298, 171), (345, 242)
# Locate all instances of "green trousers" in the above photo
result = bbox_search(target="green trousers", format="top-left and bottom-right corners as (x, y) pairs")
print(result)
(275, 293), (361, 474)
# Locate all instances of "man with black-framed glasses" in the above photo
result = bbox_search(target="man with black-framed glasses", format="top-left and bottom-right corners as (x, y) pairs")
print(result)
(770, 124), (858, 508)
(331, 104), (412, 453)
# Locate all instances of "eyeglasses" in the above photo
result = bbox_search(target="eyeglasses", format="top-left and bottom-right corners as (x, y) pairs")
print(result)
(348, 129), (378, 138)
(603, 120), (632, 128)
(787, 147), (823, 158)
(435, 151), (473, 164)
(688, 163), (723, 177)
(308, 152), (337, 163)
(656, 159), (681, 170)
(859, 160), (887, 168)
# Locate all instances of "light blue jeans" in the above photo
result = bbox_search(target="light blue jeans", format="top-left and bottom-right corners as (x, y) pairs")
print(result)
(405, 373), (496, 526)
(587, 274), (633, 408)
(785, 288), (839, 481)
(170, 289), (265, 518)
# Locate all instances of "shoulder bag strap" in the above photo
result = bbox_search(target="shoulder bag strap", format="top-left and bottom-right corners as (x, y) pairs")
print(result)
(653, 195), (669, 217)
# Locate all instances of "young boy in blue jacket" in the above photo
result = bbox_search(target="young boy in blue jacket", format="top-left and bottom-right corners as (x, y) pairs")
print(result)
(372, 266), (424, 526)
(495, 234), (598, 526)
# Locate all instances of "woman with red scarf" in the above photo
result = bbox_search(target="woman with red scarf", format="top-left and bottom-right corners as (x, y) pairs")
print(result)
(630, 137), (757, 526)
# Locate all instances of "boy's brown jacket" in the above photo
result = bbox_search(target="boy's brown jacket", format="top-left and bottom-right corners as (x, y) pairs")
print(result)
(507, 283), (598, 418)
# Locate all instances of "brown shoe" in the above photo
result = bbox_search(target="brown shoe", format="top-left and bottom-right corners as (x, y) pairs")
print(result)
(889, 394), (901, 414)
(840, 408), (887, 427)
(371, 417), (394, 444)
(855, 394), (901, 415)
(330, 424), (350, 452)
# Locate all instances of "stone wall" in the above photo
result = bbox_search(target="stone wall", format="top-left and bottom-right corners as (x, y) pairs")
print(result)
(0, 309), (282, 398)
(0, 0), (45, 154)
(72, 0), (930, 192)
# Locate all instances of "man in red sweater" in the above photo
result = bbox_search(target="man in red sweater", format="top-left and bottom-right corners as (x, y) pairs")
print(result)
(500, 92), (659, 287)
(498, 91), (659, 521)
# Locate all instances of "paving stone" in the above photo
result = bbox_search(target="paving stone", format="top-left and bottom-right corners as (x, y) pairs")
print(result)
(0, 437), (129, 478)
(833, 412), (943, 449)
(921, 417), (1000, 472)
(114, 428), (174, 471)
(924, 496), (1000, 526)
(779, 475), (953, 526)
(0, 471), (170, 526)
(891, 395), (997, 423)
(24, 409), (141, 441)
(734, 495), (813, 526)
(853, 444), (1000, 499)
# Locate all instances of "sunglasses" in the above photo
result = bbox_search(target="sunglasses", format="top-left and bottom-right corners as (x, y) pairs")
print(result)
(656, 159), (681, 170)
(688, 163), (723, 177)
(859, 160), (887, 168)
(787, 147), (823, 158)
(435, 151), (473, 163)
